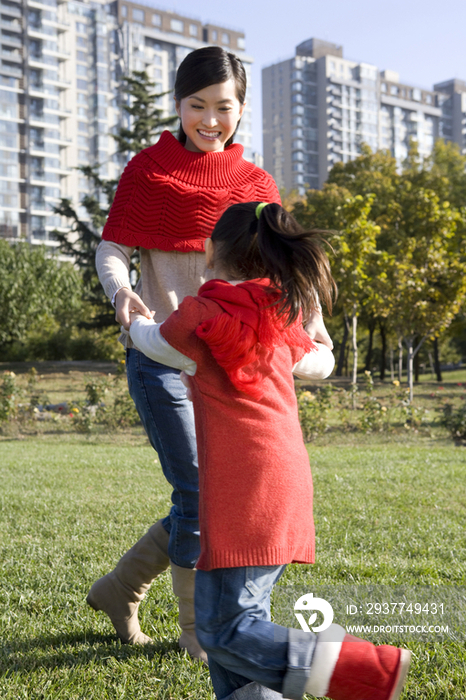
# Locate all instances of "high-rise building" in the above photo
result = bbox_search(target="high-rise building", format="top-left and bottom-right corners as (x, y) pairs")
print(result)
(0, 0), (252, 244)
(262, 38), (466, 194)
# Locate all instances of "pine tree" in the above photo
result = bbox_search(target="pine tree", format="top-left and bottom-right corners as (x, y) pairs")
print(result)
(53, 71), (178, 327)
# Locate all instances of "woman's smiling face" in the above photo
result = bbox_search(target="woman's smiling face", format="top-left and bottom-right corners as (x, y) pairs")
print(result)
(175, 79), (245, 153)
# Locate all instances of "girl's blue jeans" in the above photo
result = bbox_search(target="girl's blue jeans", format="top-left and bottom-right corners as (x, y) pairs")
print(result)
(126, 348), (200, 568)
(195, 566), (317, 700)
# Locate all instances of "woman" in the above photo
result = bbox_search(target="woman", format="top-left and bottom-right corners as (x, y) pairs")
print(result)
(87, 47), (284, 661)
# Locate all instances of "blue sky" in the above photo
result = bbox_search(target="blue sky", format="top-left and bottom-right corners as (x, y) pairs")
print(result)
(148, 0), (466, 154)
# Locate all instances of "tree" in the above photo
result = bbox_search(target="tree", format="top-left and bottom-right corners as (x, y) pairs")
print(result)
(372, 185), (466, 401)
(292, 185), (380, 387)
(53, 71), (178, 328)
(328, 194), (380, 388)
(295, 142), (466, 390)
(112, 72), (178, 154)
(0, 241), (83, 346)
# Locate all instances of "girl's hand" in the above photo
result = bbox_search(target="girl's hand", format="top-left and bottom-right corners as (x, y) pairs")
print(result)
(115, 288), (153, 330)
(305, 309), (333, 350)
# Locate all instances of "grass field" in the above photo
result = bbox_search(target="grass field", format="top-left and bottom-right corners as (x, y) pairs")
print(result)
(1, 364), (465, 698)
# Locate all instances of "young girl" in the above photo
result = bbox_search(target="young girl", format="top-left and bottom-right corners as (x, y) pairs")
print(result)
(90, 46), (334, 660)
(128, 202), (411, 700)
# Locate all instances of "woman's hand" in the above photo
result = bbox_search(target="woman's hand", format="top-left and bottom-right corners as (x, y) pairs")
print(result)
(304, 309), (333, 350)
(115, 288), (153, 330)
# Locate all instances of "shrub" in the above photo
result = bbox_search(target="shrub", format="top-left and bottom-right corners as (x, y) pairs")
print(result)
(297, 385), (333, 441)
(440, 402), (466, 444)
(0, 371), (21, 422)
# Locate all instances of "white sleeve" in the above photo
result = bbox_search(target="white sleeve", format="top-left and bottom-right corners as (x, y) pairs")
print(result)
(292, 342), (335, 380)
(95, 240), (134, 301)
(129, 316), (197, 375)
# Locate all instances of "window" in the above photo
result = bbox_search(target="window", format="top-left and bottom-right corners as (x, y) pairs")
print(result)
(121, 5), (127, 17)
(30, 186), (45, 207)
(76, 64), (87, 76)
(412, 88), (421, 101)
(211, 29), (217, 41)
(222, 32), (229, 45)
(425, 94), (432, 104)
(189, 24), (197, 37)
(76, 22), (86, 33)
(76, 79), (87, 90)
(78, 121), (87, 132)
(31, 216), (46, 237)
(390, 85), (398, 96)
(381, 83), (387, 93)
(237, 37), (245, 49)
(170, 18), (183, 33)
(152, 13), (161, 26)
(133, 8), (144, 23)
(76, 50), (86, 62)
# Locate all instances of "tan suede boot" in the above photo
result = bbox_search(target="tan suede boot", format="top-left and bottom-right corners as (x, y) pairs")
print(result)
(87, 519), (170, 644)
(170, 561), (208, 663)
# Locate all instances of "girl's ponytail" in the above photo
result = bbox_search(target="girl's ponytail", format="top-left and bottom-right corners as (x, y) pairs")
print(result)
(256, 203), (336, 324)
(210, 202), (336, 325)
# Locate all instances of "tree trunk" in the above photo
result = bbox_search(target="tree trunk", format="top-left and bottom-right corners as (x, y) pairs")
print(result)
(427, 351), (435, 378)
(414, 347), (420, 383)
(364, 317), (376, 372)
(398, 337), (403, 382)
(389, 347), (394, 381)
(433, 338), (442, 382)
(407, 339), (414, 403)
(351, 310), (358, 409)
(379, 320), (387, 380)
(352, 308), (358, 385)
(336, 313), (349, 377)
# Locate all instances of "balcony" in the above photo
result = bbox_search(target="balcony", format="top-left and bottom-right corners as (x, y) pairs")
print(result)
(0, 4), (21, 18)
(1, 48), (21, 61)
(28, 23), (56, 37)
(55, 20), (70, 31)
(31, 202), (47, 211)
(31, 227), (47, 239)
(0, 33), (22, 47)
(0, 61), (21, 76)
(0, 18), (21, 32)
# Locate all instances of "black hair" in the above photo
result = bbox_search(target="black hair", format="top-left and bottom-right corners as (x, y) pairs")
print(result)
(174, 46), (247, 149)
(210, 202), (336, 324)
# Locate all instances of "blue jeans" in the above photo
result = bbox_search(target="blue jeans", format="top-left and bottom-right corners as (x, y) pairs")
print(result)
(195, 566), (317, 700)
(126, 348), (200, 568)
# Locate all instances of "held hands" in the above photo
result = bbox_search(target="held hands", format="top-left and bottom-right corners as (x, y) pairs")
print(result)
(114, 288), (154, 330)
(305, 309), (334, 350)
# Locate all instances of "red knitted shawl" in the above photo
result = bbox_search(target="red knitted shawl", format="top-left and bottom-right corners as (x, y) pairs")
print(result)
(102, 131), (281, 251)
(196, 279), (315, 399)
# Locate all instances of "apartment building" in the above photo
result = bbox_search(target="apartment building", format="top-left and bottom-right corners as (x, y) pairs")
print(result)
(262, 38), (466, 193)
(0, 0), (252, 243)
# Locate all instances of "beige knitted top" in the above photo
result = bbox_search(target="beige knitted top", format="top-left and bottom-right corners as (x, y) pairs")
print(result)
(95, 239), (210, 348)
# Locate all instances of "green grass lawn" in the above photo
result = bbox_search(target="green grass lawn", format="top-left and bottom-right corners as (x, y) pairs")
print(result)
(1, 435), (465, 699)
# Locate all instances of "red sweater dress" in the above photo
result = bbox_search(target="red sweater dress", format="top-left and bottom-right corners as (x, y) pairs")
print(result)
(160, 279), (316, 571)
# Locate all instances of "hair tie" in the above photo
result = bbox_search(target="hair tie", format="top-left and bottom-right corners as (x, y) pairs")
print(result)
(255, 202), (268, 219)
